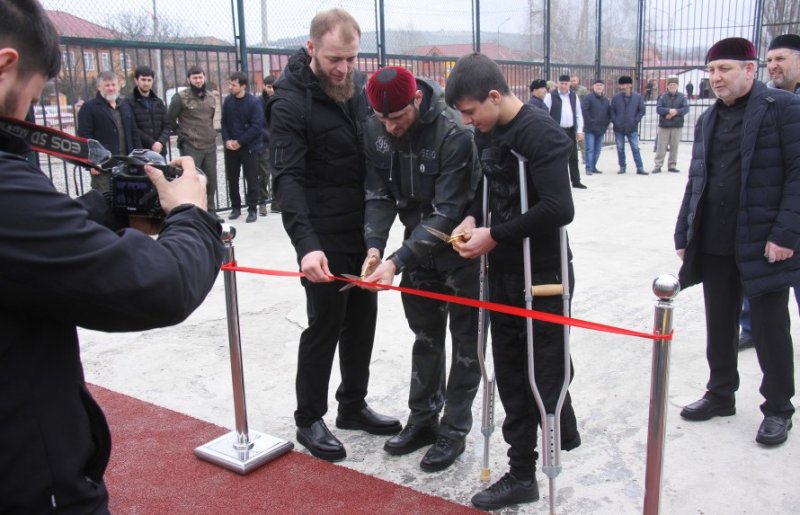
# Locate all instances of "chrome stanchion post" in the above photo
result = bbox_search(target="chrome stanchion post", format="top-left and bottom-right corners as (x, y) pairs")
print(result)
(643, 274), (680, 514)
(195, 224), (293, 474)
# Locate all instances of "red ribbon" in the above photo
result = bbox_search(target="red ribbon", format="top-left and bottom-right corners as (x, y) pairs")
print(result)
(220, 262), (672, 341)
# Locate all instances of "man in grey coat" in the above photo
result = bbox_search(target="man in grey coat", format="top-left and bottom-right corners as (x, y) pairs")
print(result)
(674, 37), (800, 447)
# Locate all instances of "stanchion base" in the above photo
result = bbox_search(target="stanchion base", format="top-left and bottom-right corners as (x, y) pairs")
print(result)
(194, 430), (294, 474)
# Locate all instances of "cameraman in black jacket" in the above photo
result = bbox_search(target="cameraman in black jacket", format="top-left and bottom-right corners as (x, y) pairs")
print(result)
(0, 2), (225, 513)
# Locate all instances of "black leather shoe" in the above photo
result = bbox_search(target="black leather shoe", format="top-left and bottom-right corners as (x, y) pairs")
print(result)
(296, 420), (346, 462)
(593, 169), (603, 174)
(680, 397), (736, 421)
(336, 406), (402, 435)
(471, 472), (540, 510)
(420, 435), (465, 472)
(383, 423), (438, 455)
(636, 169), (649, 175)
(756, 416), (792, 446)
(228, 209), (241, 220)
(572, 182), (588, 189)
(245, 211), (257, 223)
(668, 168), (681, 173)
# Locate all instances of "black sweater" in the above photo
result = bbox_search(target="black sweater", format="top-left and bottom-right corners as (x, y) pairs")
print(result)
(470, 104), (575, 271)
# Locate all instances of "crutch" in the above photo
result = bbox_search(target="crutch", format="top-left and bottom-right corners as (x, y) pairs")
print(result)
(512, 150), (571, 515)
(475, 177), (496, 482)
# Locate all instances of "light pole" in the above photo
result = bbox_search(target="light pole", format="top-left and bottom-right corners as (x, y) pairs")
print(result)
(497, 17), (511, 56)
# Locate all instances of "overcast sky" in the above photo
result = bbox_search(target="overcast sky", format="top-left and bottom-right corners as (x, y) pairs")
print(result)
(42, 0), (759, 57)
(42, 0), (575, 43)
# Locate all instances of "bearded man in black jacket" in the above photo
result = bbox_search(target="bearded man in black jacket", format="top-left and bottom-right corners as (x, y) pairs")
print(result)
(266, 8), (400, 462)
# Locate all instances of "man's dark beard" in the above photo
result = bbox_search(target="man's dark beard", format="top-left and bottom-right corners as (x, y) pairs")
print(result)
(190, 84), (207, 96)
(388, 112), (421, 147)
(313, 58), (355, 102)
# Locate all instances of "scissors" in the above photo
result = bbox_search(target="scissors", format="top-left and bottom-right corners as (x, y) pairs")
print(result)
(422, 225), (466, 244)
(338, 254), (381, 292)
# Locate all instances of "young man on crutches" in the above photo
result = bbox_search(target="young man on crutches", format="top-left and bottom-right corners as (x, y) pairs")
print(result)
(445, 53), (581, 511)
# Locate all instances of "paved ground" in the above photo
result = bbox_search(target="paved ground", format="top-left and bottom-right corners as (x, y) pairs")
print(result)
(79, 141), (800, 514)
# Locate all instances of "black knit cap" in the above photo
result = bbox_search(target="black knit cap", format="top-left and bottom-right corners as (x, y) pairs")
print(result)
(768, 34), (800, 52)
(530, 79), (547, 91)
(705, 37), (757, 63)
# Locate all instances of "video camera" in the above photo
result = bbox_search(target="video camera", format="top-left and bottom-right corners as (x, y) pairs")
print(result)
(108, 149), (191, 219)
(0, 116), (202, 221)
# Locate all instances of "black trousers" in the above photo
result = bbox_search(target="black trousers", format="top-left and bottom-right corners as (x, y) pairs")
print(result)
(700, 253), (795, 418)
(294, 251), (378, 427)
(400, 260), (482, 441)
(490, 264), (577, 480)
(563, 126), (581, 185)
(224, 148), (259, 211)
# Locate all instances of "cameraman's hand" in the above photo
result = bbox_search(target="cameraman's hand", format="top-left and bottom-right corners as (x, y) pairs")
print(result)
(144, 156), (207, 215)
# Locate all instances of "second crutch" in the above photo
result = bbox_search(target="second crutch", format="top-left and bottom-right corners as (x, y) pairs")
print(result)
(475, 177), (496, 482)
(512, 150), (573, 515)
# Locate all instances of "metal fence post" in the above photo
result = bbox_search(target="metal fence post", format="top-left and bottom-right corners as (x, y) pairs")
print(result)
(195, 224), (293, 474)
(642, 274), (680, 514)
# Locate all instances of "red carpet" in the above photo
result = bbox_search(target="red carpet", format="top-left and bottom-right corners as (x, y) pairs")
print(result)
(90, 385), (480, 514)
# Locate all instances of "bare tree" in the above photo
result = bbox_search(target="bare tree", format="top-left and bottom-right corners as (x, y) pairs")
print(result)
(762, 0), (800, 49)
(391, 23), (419, 55)
(108, 10), (189, 42)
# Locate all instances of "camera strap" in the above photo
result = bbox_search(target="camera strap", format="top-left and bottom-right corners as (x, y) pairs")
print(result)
(0, 116), (112, 168)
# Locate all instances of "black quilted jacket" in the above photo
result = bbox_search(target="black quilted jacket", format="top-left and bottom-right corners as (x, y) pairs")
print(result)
(674, 81), (800, 296)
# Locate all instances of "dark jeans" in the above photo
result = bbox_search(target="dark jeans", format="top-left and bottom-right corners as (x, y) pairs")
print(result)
(489, 264), (577, 480)
(224, 148), (259, 211)
(614, 130), (644, 170)
(584, 132), (604, 172)
(400, 261), (482, 440)
(294, 251), (378, 427)
(179, 141), (218, 211)
(700, 253), (795, 418)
